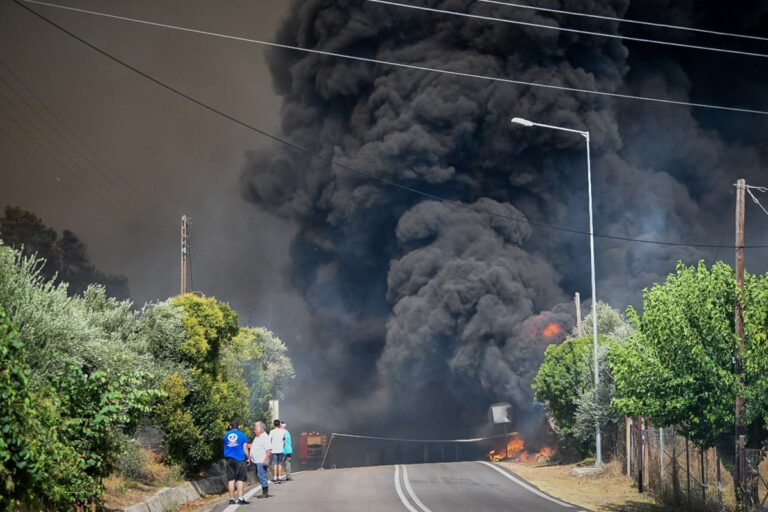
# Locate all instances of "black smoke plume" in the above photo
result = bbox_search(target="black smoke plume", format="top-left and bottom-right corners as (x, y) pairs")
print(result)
(242, 0), (768, 436)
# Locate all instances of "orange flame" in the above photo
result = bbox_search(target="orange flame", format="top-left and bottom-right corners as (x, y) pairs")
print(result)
(542, 323), (562, 337)
(537, 446), (554, 458)
(507, 435), (525, 455)
(489, 436), (555, 463)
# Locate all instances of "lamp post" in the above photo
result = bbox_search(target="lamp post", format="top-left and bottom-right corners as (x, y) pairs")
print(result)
(510, 117), (602, 467)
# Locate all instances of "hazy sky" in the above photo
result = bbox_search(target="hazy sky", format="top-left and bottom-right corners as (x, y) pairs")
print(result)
(0, 0), (311, 337)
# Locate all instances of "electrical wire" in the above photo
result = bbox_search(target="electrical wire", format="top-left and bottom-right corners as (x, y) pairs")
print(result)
(370, 0), (768, 60)
(13, 0), (768, 249)
(15, 0), (768, 116)
(478, 0), (768, 43)
(0, 58), (181, 226)
(0, 99), (126, 224)
(0, 123), (122, 226)
(0, 82), (160, 228)
(746, 186), (768, 218)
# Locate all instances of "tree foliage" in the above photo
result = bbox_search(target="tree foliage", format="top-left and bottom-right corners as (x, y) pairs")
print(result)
(0, 240), (296, 506)
(223, 327), (295, 421)
(153, 294), (247, 472)
(534, 302), (630, 456)
(0, 206), (129, 298)
(611, 261), (768, 448)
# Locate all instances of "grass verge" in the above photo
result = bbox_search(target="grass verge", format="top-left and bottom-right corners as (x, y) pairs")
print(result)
(500, 460), (677, 512)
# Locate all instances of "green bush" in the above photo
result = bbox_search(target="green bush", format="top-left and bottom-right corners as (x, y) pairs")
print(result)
(118, 439), (153, 484)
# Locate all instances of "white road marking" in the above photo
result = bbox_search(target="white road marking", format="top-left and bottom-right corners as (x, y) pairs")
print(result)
(401, 465), (433, 512)
(221, 483), (262, 512)
(477, 461), (574, 508)
(394, 465), (420, 512)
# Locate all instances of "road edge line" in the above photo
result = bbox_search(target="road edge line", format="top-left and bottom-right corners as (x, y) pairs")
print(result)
(477, 461), (576, 508)
(402, 465), (433, 512)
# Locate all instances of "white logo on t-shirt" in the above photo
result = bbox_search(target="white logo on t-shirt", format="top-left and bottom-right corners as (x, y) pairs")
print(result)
(227, 433), (239, 447)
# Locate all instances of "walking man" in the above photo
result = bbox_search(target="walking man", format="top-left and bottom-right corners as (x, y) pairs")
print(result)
(269, 419), (286, 483)
(250, 421), (272, 499)
(281, 421), (293, 481)
(223, 419), (250, 505)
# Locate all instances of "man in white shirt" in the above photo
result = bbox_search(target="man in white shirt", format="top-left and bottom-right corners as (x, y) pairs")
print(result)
(249, 421), (272, 498)
(268, 419), (286, 483)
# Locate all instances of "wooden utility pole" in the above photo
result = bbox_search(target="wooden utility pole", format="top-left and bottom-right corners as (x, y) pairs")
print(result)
(180, 215), (189, 294)
(574, 292), (583, 336)
(734, 178), (746, 509)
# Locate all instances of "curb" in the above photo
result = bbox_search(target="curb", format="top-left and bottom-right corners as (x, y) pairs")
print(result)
(120, 471), (261, 512)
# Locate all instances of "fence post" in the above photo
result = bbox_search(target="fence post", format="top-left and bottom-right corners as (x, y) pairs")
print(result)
(660, 428), (665, 486)
(701, 448), (706, 508)
(686, 438), (692, 511)
(716, 447), (724, 512)
(738, 435), (745, 512)
(626, 416), (632, 476)
(637, 417), (644, 493)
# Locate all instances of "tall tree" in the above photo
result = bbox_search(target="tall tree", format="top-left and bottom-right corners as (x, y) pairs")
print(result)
(0, 206), (129, 298)
(611, 261), (768, 449)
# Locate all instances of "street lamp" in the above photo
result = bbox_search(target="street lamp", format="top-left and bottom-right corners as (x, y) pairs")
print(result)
(510, 116), (602, 467)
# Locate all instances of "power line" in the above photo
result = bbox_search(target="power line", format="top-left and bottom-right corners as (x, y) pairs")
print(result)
(16, 0), (768, 116)
(370, 0), (768, 60)
(0, 58), (181, 225)
(0, 99), (126, 224)
(746, 185), (768, 218)
(478, 0), (768, 43)
(13, 0), (768, 249)
(0, 123), (123, 226)
(0, 81), (163, 229)
(0, 78), (180, 239)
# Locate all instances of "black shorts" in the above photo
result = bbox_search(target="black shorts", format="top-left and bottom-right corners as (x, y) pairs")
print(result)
(225, 458), (247, 482)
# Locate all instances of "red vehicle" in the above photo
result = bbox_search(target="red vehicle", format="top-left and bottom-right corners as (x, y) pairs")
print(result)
(298, 432), (329, 463)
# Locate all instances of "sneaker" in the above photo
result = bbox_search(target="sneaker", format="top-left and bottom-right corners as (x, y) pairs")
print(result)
(257, 492), (270, 499)
(238, 498), (250, 505)
(228, 498), (236, 505)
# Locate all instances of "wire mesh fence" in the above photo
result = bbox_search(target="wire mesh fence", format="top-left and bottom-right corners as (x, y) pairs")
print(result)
(629, 425), (739, 511)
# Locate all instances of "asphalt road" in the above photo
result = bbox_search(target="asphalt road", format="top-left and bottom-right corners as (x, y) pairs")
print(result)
(207, 461), (588, 512)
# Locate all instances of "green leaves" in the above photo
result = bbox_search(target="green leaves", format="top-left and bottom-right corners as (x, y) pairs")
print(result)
(610, 261), (768, 449)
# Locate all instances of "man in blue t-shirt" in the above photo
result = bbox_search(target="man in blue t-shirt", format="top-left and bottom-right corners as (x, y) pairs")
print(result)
(223, 419), (250, 505)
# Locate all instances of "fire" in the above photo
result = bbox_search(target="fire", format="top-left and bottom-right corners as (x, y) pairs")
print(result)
(537, 446), (554, 458)
(506, 436), (525, 456)
(542, 323), (562, 337)
(487, 436), (555, 463)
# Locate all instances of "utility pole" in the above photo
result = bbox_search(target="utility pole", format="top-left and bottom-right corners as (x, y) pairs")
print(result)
(734, 178), (746, 509)
(180, 214), (189, 295)
(574, 292), (583, 337)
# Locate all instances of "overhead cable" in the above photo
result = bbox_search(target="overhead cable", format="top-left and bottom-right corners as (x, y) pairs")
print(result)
(14, 0), (768, 249)
(479, 0), (768, 43)
(746, 185), (768, 218)
(16, 0), (768, 116)
(370, 0), (768, 60)
(0, 123), (122, 225)
(0, 58), (181, 226)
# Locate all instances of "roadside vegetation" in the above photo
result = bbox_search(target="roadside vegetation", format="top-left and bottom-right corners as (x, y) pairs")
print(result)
(0, 211), (294, 511)
(534, 260), (768, 508)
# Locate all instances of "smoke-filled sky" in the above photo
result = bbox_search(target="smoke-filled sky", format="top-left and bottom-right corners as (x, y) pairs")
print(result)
(2, 0), (768, 437)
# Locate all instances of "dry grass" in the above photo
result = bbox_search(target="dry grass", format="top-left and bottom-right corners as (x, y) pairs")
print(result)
(501, 460), (677, 512)
(103, 449), (183, 511)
